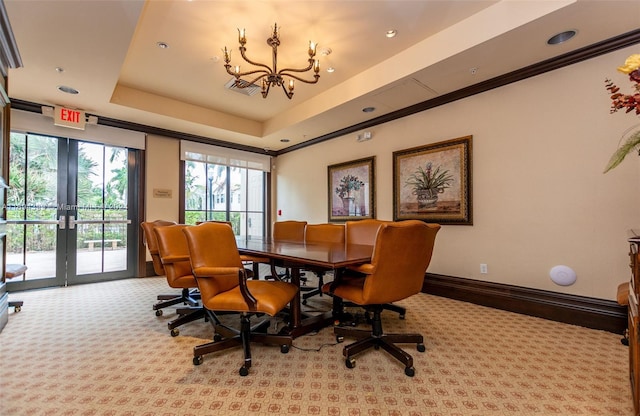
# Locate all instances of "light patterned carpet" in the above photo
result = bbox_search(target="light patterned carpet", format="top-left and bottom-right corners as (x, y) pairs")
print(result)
(0, 275), (633, 415)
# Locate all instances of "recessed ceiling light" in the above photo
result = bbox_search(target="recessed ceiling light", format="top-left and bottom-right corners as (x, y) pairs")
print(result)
(327, 67), (335, 73)
(362, 107), (376, 113)
(57, 85), (79, 95)
(55, 67), (64, 73)
(280, 138), (290, 143)
(156, 41), (169, 49)
(385, 30), (397, 38)
(547, 30), (577, 45)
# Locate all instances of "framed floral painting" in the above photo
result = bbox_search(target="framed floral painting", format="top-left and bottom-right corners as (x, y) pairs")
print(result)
(393, 136), (472, 225)
(328, 156), (375, 222)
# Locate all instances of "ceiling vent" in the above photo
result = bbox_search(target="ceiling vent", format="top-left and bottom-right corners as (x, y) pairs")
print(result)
(225, 78), (260, 96)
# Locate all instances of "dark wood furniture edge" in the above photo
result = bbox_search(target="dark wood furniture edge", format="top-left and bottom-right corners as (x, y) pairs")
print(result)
(423, 273), (626, 335)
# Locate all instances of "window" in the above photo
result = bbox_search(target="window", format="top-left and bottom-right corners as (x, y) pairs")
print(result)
(181, 141), (269, 237)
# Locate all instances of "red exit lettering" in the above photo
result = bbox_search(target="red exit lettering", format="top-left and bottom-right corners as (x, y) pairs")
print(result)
(60, 108), (81, 123)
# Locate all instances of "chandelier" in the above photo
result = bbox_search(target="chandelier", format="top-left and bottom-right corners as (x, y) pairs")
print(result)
(223, 23), (320, 99)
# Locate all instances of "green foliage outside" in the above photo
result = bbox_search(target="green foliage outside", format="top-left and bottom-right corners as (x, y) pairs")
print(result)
(183, 160), (242, 235)
(6, 133), (128, 253)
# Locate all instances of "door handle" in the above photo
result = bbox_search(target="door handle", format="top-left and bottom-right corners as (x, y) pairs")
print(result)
(67, 216), (131, 230)
(59, 215), (66, 230)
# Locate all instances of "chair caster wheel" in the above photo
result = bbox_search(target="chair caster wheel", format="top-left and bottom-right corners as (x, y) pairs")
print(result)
(336, 335), (344, 343)
(280, 344), (290, 354)
(213, 334), (223, 342)
(170, 328), (179, 337)
(155, 309), (163, 316)
(14, 306), (21, 313)
(404, 366), (415, 377)
(193, 356), (203, 366)
(302, 299), (308, 305)
(622, 338), (630, 346)
(239, 366), (249, 376)
(345, 358), (356, 369)
(399, 314), (405, 320)
(417, 343), (426, 352)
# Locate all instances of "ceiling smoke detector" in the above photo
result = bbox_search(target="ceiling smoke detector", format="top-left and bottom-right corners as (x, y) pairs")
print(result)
(224, 78), (261, 96)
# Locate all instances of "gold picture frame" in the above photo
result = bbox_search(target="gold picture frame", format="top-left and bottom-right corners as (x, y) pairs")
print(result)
(393, 136), (472, 225)
(328, 156), (375, 222)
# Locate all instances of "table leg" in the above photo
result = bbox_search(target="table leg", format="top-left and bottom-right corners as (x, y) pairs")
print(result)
(281, 266), (334, 338)
(289, 266), (302, 332)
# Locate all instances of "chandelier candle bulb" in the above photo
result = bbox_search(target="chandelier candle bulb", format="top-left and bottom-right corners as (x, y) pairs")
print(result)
(238, 28), (246, 44)
(309, 41), (317, 57)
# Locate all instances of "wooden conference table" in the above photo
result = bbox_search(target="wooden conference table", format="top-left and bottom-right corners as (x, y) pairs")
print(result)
(236, 237), (373, 338)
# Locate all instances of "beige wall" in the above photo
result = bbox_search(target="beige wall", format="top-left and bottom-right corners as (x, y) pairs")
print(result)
(272, 45), (640, 301)
(143, 134), (180, 261)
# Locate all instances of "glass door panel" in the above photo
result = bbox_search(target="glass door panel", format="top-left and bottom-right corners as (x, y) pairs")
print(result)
(6, 133), (136, 290)
(6, 133), (65, 287)
(68, 142), (131, 284)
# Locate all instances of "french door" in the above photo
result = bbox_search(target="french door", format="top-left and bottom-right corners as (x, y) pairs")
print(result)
(5, 132), (138, 290)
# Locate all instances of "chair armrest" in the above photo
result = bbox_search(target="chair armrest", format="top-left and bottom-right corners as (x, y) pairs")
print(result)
(347, 263), (374, 274)
(194, 266), (241, 276)
(193, 266), (258, 310)
(237, 269), (257, 310)
(160, 254), (190, 264)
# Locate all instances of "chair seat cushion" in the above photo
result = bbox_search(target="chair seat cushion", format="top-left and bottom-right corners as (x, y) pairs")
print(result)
(5, 264), (27, 279)
(168, 274), (198, 289)
(322, 275), (367, 305)
(208, 280), (298, 316)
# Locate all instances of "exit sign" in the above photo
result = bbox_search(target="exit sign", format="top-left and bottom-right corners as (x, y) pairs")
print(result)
(54, 106), (86, 130)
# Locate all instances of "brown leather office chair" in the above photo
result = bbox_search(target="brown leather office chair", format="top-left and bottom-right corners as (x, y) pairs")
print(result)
(269, 220), (307, 280)
(323, 220), (440, 377)
(344, 219), (406, 319)
(273, 220), (307, 242)
(183, 221), (298, 376)
(141, 220), (175, 276)
(301, 223), (345, 304)
(195, 220), (270, 279)
(153, 224), (205, 336)
(141, 220), (200, 317)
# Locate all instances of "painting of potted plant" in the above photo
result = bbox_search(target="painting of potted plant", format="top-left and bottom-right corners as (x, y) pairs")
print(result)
(335, 174), (364, 214)
(328, 157), (375, 222)
(405, 162), (453, 209)
(393, 136), (472, 225)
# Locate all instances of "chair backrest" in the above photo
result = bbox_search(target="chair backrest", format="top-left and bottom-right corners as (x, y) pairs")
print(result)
(182, 222), (243, 300)
(153, 224), (196, 289)
(362, 220), (440, 305)
(141, 219), (176, 275)
(273, 220), (307, 242)
(345, 219), (388, 246)
(304, 223), (345, 244)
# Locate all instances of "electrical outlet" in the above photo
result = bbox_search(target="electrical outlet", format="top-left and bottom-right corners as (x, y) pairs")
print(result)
(480, 263), (488, 274)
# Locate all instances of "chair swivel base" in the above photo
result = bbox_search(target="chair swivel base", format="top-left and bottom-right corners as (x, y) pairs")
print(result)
(166, 307), (206, 337)
(334, 314), (425, 377)
(153, 288), (200, 316)
(193, 314), (292, 376)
